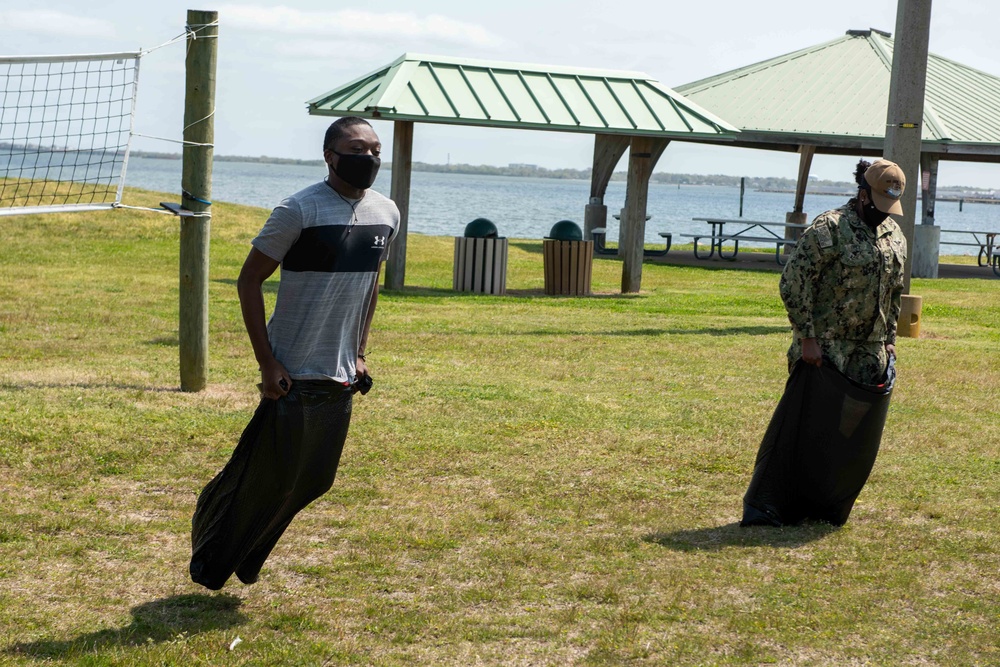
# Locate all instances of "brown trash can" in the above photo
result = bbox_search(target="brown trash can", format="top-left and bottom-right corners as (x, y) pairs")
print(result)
(543, 239), (593, 295)
(453, 236), (508, 295)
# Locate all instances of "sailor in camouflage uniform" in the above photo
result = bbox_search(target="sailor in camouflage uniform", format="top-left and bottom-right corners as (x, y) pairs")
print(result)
(779, 159), (908, 385)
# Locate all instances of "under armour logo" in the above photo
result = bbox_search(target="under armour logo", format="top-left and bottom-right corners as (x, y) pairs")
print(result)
(372, 235), (386, 247)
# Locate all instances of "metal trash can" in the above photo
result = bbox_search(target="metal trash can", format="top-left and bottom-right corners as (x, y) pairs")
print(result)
(453, 218), (507, 295)
(543, 220), (593, 296)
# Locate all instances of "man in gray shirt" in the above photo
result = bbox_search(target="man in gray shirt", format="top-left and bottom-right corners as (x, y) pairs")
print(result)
(242, 116), (399, 394)
(190, 116), (399, 589)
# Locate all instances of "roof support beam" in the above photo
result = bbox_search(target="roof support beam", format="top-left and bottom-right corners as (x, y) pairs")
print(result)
(589, 134), (630, 200)
(621, 136), (670, 293)
(385, 120), (414, 290)
(584, 134), (630, 242)
(791, 145), (816, 215)
(784, 144), (816, 249)
(912, 153), (941, 278)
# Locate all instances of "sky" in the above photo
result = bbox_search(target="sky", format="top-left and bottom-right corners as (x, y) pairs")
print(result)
(4, 0), (999, 188)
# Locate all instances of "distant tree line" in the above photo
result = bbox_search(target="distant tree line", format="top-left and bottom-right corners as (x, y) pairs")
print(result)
(383, 161), (859, 192)
(123, 150), (994, 194)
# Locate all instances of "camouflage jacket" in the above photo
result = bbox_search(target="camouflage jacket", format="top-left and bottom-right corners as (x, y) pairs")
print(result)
(779, 203), (907, 344)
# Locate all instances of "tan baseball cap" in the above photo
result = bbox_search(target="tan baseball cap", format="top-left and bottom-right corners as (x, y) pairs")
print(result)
(864, 159), (906, 216)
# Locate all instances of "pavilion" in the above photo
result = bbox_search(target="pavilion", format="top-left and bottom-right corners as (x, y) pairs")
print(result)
(306, 53), (738, 293)
(675, 28), (1000, 276)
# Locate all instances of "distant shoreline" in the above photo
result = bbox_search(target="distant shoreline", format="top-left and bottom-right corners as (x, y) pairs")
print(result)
(118, 149), (993, 197)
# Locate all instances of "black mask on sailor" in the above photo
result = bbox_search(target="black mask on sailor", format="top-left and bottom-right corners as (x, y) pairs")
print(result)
(859, 185), (889, 228)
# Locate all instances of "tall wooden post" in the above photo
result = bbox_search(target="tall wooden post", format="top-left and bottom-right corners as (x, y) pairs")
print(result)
(385, 120), (413, 290)
(620, 136), (655, 293)
(620, 137), (669, 293)
(883, 0), (932, 293)
(179, 9), (218, 391)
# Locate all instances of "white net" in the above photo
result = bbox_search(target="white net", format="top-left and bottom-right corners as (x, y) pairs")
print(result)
(0, 52), (140, 216)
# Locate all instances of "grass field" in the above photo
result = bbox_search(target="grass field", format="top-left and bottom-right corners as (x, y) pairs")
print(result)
(1, 189), (998, 666)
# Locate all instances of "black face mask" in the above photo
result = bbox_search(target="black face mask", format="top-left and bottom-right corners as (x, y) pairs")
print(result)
(862, 200), (889, 228)
(332, 151), (380, 190)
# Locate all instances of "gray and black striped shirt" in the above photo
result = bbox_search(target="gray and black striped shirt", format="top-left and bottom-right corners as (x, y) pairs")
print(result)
(252, 181), (399, 383)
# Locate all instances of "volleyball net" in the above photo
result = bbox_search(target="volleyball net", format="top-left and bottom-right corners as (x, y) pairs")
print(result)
(0, 51), (140, 217)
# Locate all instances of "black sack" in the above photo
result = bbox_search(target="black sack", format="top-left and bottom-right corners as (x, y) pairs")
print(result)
(190, 381), (352, 590)
(740, 358), (895, 527)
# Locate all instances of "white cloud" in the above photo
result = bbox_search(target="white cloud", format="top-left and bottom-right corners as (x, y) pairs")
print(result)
(218, 5), (504, 48)
(0, 9), (115, 38)
(272, 39), (386, 62)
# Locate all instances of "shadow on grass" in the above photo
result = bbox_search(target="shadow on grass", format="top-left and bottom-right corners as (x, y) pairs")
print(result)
(511, 242), (676, 260)
(5, 593), (247, 661)
(519, 325), (788, 336)
(644, 521), (839, 551)
(383, 286), (644, 301)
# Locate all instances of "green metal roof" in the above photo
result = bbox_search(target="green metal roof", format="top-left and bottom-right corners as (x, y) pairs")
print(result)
(307, 53), (738, 139)
(675, 29), (1000, 156)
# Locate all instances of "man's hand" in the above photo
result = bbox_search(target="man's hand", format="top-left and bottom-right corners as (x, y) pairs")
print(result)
(356, 355), (369, 381)
(260, 358), (292, 400)
(885, 343), (897, 359)
(801, 337), (823, 367)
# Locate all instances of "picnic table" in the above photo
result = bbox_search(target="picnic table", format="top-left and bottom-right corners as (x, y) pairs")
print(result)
(938, 229), (999, 268)
(682, 217), (809, 265)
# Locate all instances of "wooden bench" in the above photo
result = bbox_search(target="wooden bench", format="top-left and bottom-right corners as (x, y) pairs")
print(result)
(591, 227), (672, 257)
(680, 233), (798, 265)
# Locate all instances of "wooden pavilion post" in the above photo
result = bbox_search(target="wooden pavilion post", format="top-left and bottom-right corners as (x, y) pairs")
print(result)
(789, 145), (816, 219)
(584, 134), (630, 242)
(784, 144), (816, 254)
(785, 145), (816, 245)
(913, 152), (941, 278)
(620, 136), (669, 293)
(919, 153), (939, 226)
(385, 120), (413, 290)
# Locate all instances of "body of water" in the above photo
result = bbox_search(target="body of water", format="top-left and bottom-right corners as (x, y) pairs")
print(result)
(122, 156), (998, 253)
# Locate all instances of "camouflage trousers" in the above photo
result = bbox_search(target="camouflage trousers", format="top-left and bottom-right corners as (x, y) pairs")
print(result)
(787, 338), (889, 386)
